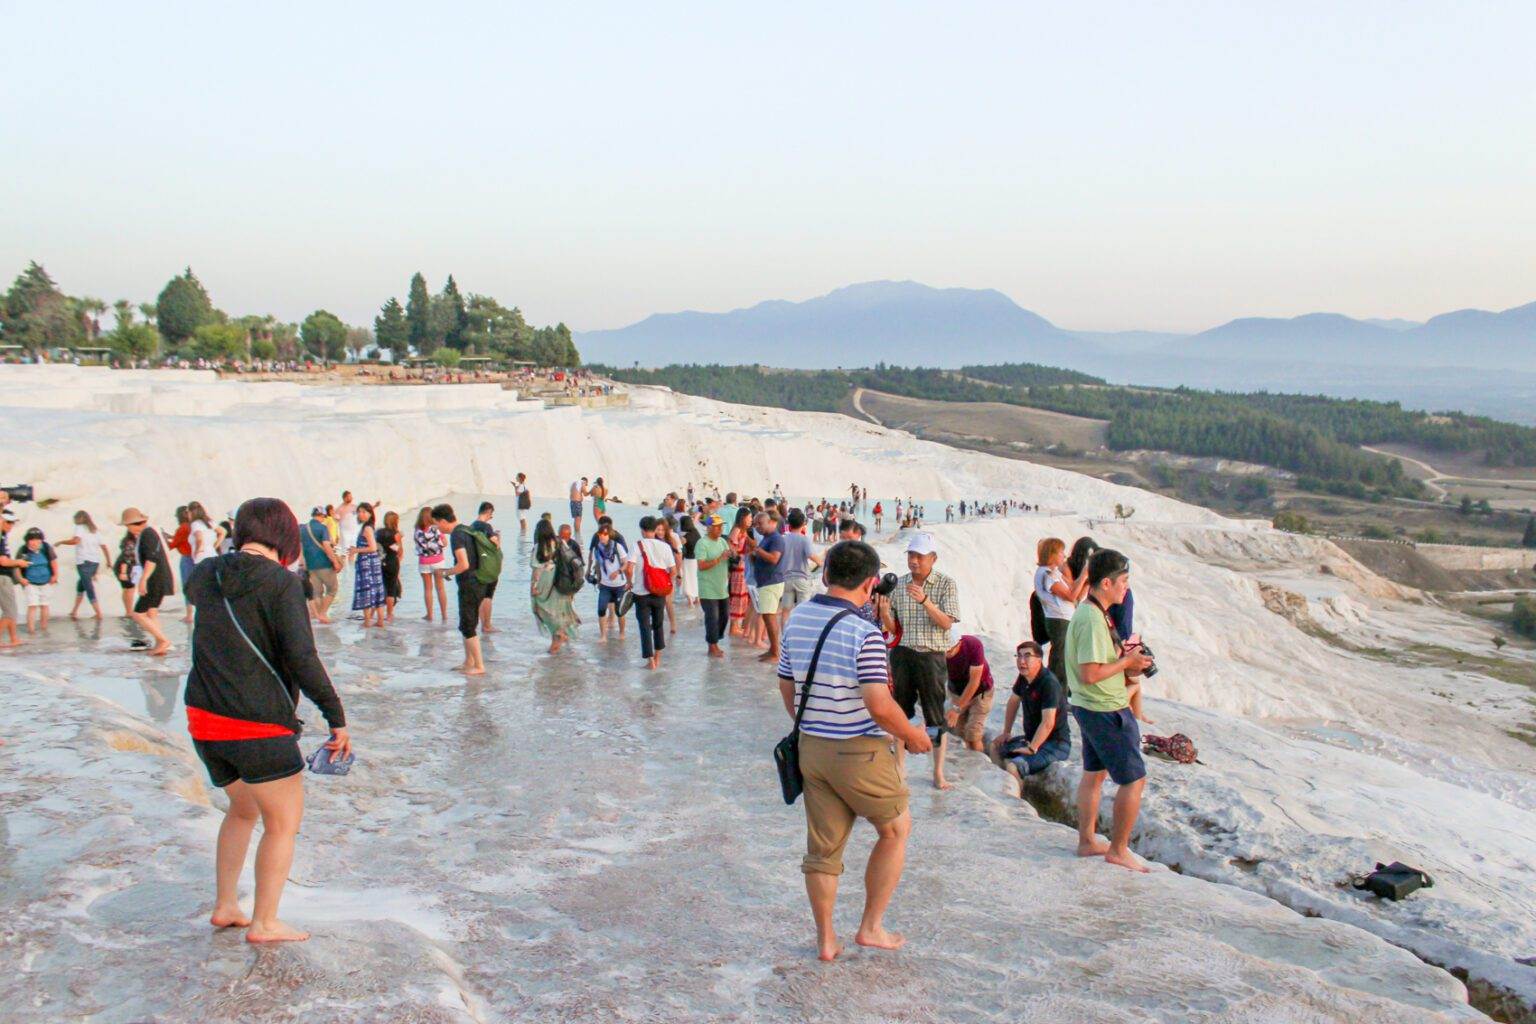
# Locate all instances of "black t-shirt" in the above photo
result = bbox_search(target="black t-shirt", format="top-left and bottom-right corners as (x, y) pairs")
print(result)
(450, 524), (479, 585)
(137, 528), (172, 597)
(376, 527), (400, 575)
(1012, 666), (1068, 748)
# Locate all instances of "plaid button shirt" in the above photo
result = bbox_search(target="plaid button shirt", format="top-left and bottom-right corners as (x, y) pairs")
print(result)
(891, 570), (960, 653)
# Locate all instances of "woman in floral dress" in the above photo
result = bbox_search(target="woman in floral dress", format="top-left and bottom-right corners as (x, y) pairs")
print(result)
(726, 506), (751, 634)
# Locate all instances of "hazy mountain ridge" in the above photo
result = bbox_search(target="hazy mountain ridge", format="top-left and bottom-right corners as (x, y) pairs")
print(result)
(577, 280), (1534, 375)
(578, 280), (1086, 369)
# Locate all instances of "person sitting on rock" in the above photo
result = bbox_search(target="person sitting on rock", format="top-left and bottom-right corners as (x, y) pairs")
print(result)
(994, 641), (1071, 792)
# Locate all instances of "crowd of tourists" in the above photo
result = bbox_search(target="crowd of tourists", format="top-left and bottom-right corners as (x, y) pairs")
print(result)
(0, 478), (1160, 960)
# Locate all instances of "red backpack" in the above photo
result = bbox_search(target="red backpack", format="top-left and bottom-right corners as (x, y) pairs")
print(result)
(638, 540), (673, 596)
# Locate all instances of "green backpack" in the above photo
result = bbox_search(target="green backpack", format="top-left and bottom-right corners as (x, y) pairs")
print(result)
(466, 528), (502, 584)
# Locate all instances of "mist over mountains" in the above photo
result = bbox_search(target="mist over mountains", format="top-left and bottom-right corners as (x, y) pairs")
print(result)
(577, 281), (1536, 423)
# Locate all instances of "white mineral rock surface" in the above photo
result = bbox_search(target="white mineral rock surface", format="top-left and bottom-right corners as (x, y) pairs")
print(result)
(3, 365), (1533, 1022)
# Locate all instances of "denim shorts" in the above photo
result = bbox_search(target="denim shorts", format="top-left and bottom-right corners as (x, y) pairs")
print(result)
(1071, 705), (1146, 785)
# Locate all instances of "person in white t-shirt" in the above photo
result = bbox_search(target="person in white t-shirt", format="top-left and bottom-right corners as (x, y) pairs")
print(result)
(336, 491), (358, 568)
(57, 510), (114, 620)
(183, 501), (223, 621)
(624, 515), (676, 671)
(1034, 537), (1077, 686)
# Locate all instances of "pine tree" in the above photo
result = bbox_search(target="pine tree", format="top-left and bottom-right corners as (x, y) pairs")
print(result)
(406, 272), (432, 353)
(441, 275), (467, 349)
(156, 267), (214, 346)
(2, 261), (82, 352)
(374, 297), (408, 354)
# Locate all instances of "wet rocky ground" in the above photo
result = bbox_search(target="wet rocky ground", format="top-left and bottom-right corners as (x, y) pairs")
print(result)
(0, 518), (1488, 1022)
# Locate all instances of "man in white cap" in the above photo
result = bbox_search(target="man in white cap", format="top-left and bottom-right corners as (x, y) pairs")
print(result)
(879, 531), (962, 789)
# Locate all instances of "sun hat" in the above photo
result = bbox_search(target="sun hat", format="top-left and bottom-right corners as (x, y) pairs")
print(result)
(0, 509), (17, 523)
(117, 507), (148, 526)
(701, 514), (725, 528)
(311, 506), (327, 516)
(906, 531), (938, 556)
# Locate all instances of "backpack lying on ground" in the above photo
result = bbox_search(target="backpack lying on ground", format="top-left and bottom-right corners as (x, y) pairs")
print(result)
(1142, 733), (1202, 764)
(1353, 862), (1434, 901)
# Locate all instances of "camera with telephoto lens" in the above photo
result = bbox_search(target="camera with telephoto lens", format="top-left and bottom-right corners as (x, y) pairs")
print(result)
(872, 572), (899, 598)
(2, 484), (33, 503)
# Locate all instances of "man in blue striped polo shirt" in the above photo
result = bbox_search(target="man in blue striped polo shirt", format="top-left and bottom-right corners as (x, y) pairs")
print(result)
(777, 540), (932, 962)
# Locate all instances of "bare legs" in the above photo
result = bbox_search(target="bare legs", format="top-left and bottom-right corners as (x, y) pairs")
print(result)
(854, 812), (911, 950)
(931, 732), (951, 790)
(1075, 770), (1148, 871)
(211, 774), (310, 942)
(132, 605), (171, 655)
(457, 635), (485, 676)
(804, 810), (911, 961)
(420, 572), (436, 620)
(432, 572), (448, 623)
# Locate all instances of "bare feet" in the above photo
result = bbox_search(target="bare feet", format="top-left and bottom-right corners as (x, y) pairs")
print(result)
(549, 635), (565, 654)
(854, 926), (905, 951)
(460, 665), (486, 676)
(148, 642), (173, 657)
(933, 777), (953, 791)
(245, 920), (310, 943)
(817, 938), (843, 961)
(708, 646), (724, 658)
(316, 615), (332, 624)
(210, 905), (251, 928)
(1104, 847), (1150, 873)
(1076, 836), (1111, 857)
(483, 624), (498, 634)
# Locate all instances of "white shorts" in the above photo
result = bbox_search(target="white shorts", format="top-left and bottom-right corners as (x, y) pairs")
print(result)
(24, 585), (50, 609)
(746, 583), (760, 612)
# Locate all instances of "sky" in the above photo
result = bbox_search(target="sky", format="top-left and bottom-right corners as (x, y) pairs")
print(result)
(3, 1), (1534, 334)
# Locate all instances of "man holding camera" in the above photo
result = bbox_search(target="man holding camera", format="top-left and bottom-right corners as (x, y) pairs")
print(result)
(879, 532), (961, 790)
(1066, 548), (1153, 872)
(995, 641), (1071, 789)
(779, 540), (931, 962)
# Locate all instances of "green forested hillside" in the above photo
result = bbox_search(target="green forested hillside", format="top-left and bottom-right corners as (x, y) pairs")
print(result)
(596, 361), (1536, 497)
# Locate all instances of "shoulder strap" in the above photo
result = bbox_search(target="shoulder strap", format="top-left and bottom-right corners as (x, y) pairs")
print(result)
(214, 565), (298, 712)
(792, 609), (855, 733)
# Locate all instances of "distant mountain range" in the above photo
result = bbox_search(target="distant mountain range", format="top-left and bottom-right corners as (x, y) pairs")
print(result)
(578, 280), (1534, 375)
(578, 281), (1084, 369)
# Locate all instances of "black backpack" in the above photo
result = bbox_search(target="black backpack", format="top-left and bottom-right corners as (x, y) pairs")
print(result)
(553, 541), (586, 596)
(1029, 590), (1050, 645)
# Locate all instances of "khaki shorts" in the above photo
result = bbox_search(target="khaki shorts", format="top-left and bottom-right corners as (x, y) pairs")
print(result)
(800, 734), (909, 876)
(951, 689), (995, 747)
(781, 576), (816, 610)
(0, 577), (16, 621)
(309, 567), (338, 599)
(755, 582), (785, 615)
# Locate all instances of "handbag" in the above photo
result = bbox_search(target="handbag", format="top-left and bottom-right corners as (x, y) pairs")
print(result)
(774, 609), (853, 805)
(639, 539), (674, 596)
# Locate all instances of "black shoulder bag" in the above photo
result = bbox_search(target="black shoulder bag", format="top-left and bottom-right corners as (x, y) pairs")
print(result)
(774, 609), (853, 805)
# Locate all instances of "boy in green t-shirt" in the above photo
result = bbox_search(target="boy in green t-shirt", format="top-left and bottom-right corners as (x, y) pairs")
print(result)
(1063, 548), (1154, 873)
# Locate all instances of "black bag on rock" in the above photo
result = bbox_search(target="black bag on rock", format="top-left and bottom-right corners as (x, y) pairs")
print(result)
(1353, 861), (1434, 901)
(774, 609), (852, 806)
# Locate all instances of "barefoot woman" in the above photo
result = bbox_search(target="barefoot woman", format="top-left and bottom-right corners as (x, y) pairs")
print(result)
(183, 497), (351, 942)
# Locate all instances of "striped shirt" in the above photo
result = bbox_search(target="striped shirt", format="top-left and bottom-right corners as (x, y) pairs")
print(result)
(778, 595), (890, 739)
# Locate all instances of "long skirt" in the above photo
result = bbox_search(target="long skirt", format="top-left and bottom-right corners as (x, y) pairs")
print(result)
(531, 560), (580, 639)
(728, 562), (748, 620)
(352, 552), (386, 610)
(682, 558), (699, 601)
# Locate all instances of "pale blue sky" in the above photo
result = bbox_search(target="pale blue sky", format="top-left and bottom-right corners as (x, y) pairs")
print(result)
(3, 2), (1533, 333)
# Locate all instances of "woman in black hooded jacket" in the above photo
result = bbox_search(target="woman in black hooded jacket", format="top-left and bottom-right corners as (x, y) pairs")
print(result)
(183, 496), (351, 944)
